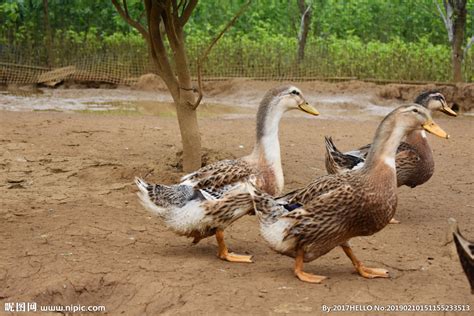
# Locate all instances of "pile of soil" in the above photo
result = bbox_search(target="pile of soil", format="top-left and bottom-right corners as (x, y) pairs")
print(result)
(378, 83), (474, 112)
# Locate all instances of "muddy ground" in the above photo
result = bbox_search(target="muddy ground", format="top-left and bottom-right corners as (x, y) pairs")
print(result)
(0, 80), (473, 315)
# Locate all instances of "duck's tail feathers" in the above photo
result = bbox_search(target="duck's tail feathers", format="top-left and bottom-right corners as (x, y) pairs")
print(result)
(324, 136), (341, 154)
(249, 188), (294, 225)
(135, 177), (169, 217)
(324, 136), (366, 174)
(324, 136), (342, 174)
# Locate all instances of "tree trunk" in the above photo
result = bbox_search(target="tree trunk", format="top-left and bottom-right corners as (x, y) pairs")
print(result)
(176, 92), (202, 172)
(42, 0), (53, 67)
(451, 1), (466, 82)
(297, 0), (312, 64)
(148, 49), (202, 172)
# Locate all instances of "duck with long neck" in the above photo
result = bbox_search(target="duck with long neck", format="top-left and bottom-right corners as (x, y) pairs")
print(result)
(247, 91), (295, 195)
(240, 85), (319, 196)
(324, 91), (456, 224)
(252, 104), (449, 283)
(395, 91), (457, 188)
(325, 91), (456, 183)
(135, 85), (319, 264)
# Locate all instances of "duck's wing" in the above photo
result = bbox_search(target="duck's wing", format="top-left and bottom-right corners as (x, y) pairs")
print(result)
(453, 228), (474, 293)
(281, 184), (360, 244)
(181, 159), (256, 199)
(135, 177), (205, 218)
(345, 143), (372, 159)
(324, 137), (365, 174)
(277, 173), (349, 205)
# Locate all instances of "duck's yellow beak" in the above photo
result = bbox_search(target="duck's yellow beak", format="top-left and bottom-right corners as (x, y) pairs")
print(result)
(298, 102), (319, 116)
(439, 101), (457, 117)
(422, 120), (449, 139)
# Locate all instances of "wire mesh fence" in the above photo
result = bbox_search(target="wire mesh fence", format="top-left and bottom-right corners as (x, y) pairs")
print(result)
(0, 37), (472, 86)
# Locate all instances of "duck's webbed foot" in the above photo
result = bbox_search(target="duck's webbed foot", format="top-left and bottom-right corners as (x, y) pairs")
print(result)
(216, 229), (253, 263)
(219, 251), (253, 263)
(294, 248), (327, 284)
(389, 218), (400, 224)
(356, 265), (390, 278)
(341, 243), (389, 279)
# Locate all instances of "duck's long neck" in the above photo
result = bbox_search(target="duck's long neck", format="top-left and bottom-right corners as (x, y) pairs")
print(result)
(251, 107), (284, 194)
(362, 118), (407, 178)
(405, 130), (432, 159)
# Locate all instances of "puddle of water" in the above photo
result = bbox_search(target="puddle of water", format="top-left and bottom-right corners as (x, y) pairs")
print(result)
(0, 88), (253, 118)
(134, 101), (252, 118)
(0, 87), (467, 120)
(0, 89), (44, 97)
(72, 100), (253, 118)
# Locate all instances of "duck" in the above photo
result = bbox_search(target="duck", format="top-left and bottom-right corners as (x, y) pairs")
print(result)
(135, 85), (319, 263)
(249, 103), (449, 283)
(449, 218), (474, 294)
(324, 91), (457, 224)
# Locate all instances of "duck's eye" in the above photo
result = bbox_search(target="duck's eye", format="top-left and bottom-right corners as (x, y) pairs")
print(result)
(291, 90), (300, 96)
(412, 108), (419, 113)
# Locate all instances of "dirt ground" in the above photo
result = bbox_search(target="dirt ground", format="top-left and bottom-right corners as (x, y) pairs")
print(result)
(0, 81), (473, 315)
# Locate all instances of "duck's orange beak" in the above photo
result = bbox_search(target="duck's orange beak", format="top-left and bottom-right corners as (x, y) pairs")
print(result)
(438, 99), (458, 117)
(298, 102), (319, 116)
(422, 120), (449, 139)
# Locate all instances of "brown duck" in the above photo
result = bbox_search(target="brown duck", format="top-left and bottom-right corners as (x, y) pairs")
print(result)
(250, 104), (449, 283)
(324, 91), (456, 223)
(135, 85), (319, 263)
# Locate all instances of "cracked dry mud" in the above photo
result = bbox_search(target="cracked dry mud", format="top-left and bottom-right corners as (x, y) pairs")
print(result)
(0, 101), (473, 315)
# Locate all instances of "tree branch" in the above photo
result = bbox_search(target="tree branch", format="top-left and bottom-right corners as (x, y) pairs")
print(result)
(161, 0), (181, 50)
(298, 0), (312, 42)
(111, 0), (148, 39)
(434, 0), (454, 43)
(145, 0), (179, 99)
(179, 0), (198, 26)
(190, 0), (252, 110)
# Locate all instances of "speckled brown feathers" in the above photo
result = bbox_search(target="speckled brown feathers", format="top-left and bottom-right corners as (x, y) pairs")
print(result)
(190, 190), (256, 244)
(252, 104), (442, 273)
(185, 159), (258, 198)
(253, 168), (397, 262)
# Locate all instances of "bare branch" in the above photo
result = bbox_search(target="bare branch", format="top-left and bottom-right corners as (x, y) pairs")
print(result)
(171, 0), (179, 20)
(298, 0), (312, 42)
(161, 2), (181, 52)
(180, 0), (198, 26)
(297, 0), (313, 63)
(434, 0), (454, 43)
(191, 0), (252, 110)
(178, 0), (185, 15)
(434, 0), (448, 27)
(111, 0), (148, 39)
(145, 0), (179, 98)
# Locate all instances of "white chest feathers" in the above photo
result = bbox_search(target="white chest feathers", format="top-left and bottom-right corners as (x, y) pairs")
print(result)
(383, 156), (396, 169)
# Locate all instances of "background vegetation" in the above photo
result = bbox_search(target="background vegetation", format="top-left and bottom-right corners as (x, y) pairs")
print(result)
(0, 0), (473, 82)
